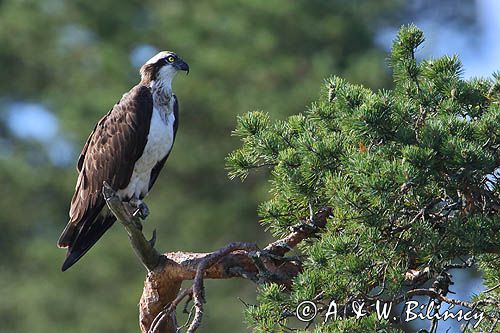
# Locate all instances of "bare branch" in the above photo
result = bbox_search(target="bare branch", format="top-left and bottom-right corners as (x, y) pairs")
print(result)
(102, 197), (333, 333)
(484, 283), (500, 294)
(265, 207), (332, 256)
(188, 242), (258, 333)
(102, 183), (160, 271)
(149, 288), (193, 333)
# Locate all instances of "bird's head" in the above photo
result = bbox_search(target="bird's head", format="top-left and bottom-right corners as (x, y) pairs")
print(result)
(140, 51), (189, 86)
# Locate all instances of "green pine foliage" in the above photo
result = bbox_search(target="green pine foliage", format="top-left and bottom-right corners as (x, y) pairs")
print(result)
(0, 1), (401, 331)
(227, 25), (499, 332)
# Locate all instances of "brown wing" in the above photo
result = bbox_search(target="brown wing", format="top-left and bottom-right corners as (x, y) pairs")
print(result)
(58, 84), (153, 271)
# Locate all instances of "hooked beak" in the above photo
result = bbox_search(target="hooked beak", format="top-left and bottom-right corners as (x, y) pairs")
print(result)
(175, 60), (189, 75)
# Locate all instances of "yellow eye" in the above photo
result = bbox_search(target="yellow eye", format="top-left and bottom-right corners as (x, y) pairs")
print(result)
(167, 56), (175, 63)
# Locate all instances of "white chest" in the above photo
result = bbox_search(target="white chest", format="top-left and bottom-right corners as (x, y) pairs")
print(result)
(118, 101), (175, 199)
(138, 106), (175, 171)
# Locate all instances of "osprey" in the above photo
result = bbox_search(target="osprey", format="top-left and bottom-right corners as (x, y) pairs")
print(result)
(58, 51), (189, 271)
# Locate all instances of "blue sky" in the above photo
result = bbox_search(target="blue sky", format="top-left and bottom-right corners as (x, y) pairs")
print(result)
(415, 0), (500, 78)
(376, 0), (500, 79)
(453, 0), (500, 78)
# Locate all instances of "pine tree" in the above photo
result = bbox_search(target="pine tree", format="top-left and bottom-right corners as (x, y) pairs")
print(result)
(227, 25), (499, 332)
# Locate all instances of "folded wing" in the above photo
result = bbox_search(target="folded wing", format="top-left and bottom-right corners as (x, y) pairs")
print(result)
(58, 85), (153, 271)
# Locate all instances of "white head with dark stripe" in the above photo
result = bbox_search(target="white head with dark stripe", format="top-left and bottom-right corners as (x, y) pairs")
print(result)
(140, 51), (189, 90)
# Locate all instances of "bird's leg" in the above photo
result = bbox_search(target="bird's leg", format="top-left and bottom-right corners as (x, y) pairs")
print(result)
(128, 198), (150, 221)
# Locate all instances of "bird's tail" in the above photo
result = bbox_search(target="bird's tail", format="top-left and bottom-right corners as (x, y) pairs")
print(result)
(58, 221), (78, 249)
(59, 212), (116, 271)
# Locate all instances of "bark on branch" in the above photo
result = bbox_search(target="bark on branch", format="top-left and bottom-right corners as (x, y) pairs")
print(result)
(102, 185), (332, 333)
(103, 182), (160, 270)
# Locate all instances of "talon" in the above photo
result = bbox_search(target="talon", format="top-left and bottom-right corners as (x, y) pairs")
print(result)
(129, 199), (150, 219)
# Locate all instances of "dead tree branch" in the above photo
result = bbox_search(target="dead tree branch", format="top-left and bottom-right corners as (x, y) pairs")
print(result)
(102, 184), (332, 333)
(103, 182), (160, 270)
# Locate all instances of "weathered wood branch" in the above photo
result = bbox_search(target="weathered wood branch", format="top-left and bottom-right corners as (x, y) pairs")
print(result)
(102, 184), (332, 333)
(102, 182), (160, 270)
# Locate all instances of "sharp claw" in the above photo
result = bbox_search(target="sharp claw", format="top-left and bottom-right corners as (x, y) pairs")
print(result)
(132, 208), (139, 216)
(129, 199), (149, 219)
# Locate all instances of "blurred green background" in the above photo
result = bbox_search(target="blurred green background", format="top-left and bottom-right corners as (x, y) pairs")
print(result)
(0, 0), (495, 332)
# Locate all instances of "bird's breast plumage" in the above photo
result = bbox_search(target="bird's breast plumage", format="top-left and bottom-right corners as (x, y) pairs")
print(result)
(117, 97), (176, 200)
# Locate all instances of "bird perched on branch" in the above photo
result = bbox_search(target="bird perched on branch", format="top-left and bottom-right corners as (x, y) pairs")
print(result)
(57, 51), (189, 271)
